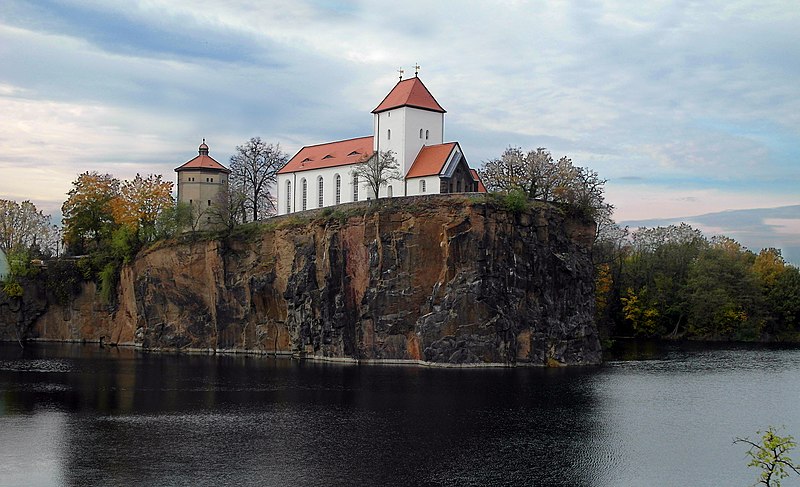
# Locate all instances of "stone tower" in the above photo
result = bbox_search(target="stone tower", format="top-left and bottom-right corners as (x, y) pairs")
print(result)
(174, 140), (231, 225)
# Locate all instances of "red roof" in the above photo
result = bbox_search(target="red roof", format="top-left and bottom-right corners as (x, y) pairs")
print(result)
(470, 169), (487, 192)
(175, 142), (230, 173)
(278, 136), (374, 174)
(372, 77), (445, 114)
(406, 143), (457, 178)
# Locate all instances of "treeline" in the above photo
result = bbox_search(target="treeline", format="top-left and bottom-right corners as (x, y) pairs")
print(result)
(595, 223), (800, 341)
(479, 146), (799, 342)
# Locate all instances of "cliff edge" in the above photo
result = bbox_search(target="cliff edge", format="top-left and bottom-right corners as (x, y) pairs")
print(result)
(4, 195), (601, 365)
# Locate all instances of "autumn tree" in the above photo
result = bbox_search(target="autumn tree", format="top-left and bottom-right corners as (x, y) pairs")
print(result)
(0, 199), (52, 255)
(62, 172), (120, 254)
(351, 150), (400, 200)
(110, 173), (174, 245)
(229, 137), (287, 222)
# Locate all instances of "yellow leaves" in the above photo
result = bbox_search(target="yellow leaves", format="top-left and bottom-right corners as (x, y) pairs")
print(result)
(595, 263), (613, 314)
(753, 248), (786, 288)
(621, 287), (660, 336)
(110, 174), (174, 232)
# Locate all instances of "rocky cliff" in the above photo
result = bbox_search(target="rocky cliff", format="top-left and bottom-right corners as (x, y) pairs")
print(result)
(2, 195), (601, 365)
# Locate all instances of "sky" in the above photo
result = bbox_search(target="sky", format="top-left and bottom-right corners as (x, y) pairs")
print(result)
(0, 1), (798, 260)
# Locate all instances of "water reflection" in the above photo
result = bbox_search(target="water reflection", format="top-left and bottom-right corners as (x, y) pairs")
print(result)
(2, 342), (799, 486)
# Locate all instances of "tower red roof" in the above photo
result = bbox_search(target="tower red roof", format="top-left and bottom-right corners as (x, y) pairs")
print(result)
(175, 141), (230, 173)
(372, 77), (446, 114)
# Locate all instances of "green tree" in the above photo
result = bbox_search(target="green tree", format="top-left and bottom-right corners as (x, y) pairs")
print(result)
(735, 427), (800, 487)
(62, 172), (120, 254)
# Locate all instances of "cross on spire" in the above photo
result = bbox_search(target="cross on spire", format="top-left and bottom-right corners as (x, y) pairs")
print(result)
(397, 67), (404, 80)
(414, 63), (420, 77)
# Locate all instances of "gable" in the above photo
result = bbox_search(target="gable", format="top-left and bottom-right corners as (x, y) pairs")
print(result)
(372, 77), (446, 114)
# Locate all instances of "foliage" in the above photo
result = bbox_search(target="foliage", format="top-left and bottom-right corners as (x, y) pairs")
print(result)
(501, 189), (529, 214)
(735, 427), (800, 487)
(62, 172), (120, 255)
(153, 201), (193, 241)
(229, 137), (287, 222)
(595, 221), (800, 341)
(0, 199), (53, 255)
(480, 146), (612, 219)
(351, 150), (401, 201)
(110, 173), (174, 245)
(45, 259), (82, 306)
(2, 280), (23, 298)
(98, 261), (119, 305)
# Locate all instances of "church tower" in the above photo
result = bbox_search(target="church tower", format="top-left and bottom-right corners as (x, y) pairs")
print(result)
(372, 76), (446, 194)
(174, 140), (230, 224)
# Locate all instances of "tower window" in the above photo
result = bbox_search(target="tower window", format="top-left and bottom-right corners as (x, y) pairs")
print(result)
(387, 129), (391, 140)
(419, 129), (423, 139)
(208, 200), (212, 206)
(425, 130), (429, 140)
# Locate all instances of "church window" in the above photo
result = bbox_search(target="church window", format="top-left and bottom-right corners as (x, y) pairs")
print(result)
(335, 174), (341, 204)
(419, 129), (423, 139)
(318, 176), (324, 208)
(388, 185), (393, 197)
(302, 178), (307, 211)
(425, 130), (429, 140)
(286, 181), (292, 213)
(387, 129), (391, 140)
(353, 175), (359, 202)
(420, 180), (426, 193)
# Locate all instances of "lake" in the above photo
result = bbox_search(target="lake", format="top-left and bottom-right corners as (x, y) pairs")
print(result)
(1, 341), (798, 486)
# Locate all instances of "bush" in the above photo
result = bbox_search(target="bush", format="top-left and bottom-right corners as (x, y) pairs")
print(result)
(2, 280), (24, 298)
(98, 261), (120, 304)
(502, 190), (529, 214)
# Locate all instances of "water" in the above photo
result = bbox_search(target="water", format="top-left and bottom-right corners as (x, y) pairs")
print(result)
(1, 341), (799, 486)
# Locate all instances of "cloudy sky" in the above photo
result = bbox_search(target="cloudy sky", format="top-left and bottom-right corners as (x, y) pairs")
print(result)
(1, 1), (798, 260)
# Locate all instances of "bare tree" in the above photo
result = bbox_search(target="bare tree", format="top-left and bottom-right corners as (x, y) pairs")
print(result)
(229, 137), (287, 222)
(0, 199), (52, 255)
(351, 150), (400, 200)
(206, 187), (247, 234)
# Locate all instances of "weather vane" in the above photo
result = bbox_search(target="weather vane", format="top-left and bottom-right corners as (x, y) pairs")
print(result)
(414, 63), (420, 77)
(398, 67), (404, 80)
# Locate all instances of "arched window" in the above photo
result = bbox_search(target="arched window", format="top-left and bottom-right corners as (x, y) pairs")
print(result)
(286, 181), (292, 213)
(388, 185), (393, 197)
(419, 129), (423, 139)
(318, 176), (324, 208)
(353, 175), (359, 202)
(425, 130), (429, 140)
(301, 178), (307, 211)
(387, 129), (391, 140)
(420, 180), (426, 193)
(335, 174), (341, 204)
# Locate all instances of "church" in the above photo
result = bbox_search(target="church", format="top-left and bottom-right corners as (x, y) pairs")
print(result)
(276, 75), (485, 215)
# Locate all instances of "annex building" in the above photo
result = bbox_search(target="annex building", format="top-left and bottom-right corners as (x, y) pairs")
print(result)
(276, 76), (485, 215)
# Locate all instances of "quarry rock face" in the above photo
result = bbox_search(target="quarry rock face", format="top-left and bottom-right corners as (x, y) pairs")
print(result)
(7, 196), (602, 365)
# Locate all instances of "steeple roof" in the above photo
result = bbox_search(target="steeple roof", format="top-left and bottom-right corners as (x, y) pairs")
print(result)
(372, 77), (446, 114)
(175, 140), (230, 173)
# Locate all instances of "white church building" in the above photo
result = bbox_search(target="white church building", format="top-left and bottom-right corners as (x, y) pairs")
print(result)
(276, 76), (485, 215)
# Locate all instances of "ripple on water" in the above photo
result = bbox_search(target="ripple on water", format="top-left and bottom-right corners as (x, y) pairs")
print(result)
(0, 359), (73, 373)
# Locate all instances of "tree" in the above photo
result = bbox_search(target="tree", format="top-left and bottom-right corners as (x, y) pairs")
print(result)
(480, 146), (611, 218)
(735, 427), (800, 487)
(229, 137), (287, 222)
(207, 187), (247, 234)
(109, 173), (174, 245)
(0, 199), (52, 255)
(351, 150), (400, 200)
(62, 172), (120, 254)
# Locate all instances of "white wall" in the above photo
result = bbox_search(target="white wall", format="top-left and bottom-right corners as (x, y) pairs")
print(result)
(278, 165), (373, 215)
(374, 106), (444, 177)
(405, 175), (442, 197)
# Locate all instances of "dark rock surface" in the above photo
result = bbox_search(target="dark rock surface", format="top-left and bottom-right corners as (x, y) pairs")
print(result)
(3, 195), (602, 365)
